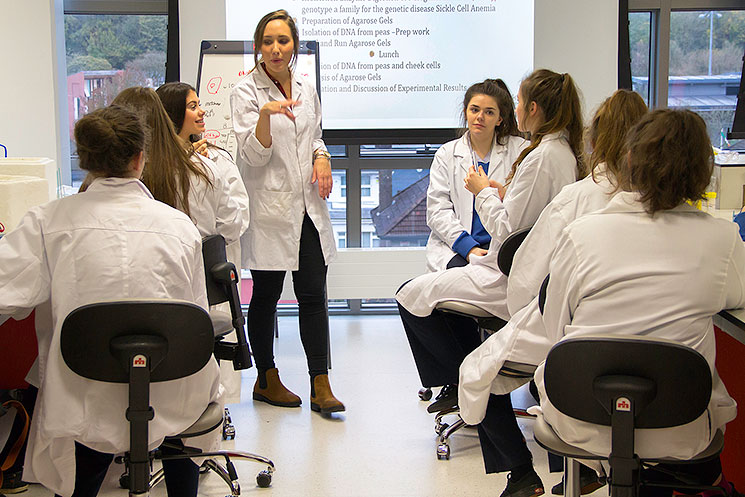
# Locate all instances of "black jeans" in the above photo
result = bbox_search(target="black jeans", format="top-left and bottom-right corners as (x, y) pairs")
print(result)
(248, 214), (330, 376)
(53, 440), (199, 497)
(477, 393), (534, 474)
(397, 304), (480, 387)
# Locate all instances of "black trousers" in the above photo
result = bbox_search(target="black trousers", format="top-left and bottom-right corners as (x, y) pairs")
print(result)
(248, 214), (329, 376)
(53, 440), (199, 497)
(477, 393), (534, 474)
(397, 304), (480, 387)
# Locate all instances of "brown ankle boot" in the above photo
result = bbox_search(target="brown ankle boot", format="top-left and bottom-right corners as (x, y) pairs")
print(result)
(310, 374), (345, 413)
(253, 368), (301, 407)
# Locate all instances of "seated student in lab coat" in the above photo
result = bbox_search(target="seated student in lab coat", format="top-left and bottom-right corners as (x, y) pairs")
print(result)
(396, 70), (584, 450)
(156, 81), (250, 270)
(155, 82), (251, 404)
(538, 108), (744, 493)
(0, 105), (221, 497)
(112, 87), (249, 253)
(458, 89), (648, 494)
(424, 78), (527, 271)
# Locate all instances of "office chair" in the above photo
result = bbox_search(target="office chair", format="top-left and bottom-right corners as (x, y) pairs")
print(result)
(61, 301), (275, 496)
(532, 335), (726, 497)
(426, 226), (534, 460)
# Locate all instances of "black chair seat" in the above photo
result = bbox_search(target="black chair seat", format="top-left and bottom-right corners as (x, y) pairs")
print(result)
(499, 360), (537, 378)
(209, 309), (233, 337)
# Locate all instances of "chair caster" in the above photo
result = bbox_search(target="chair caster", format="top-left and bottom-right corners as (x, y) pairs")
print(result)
(436, 442), (450, 460)
(223, 407), (236, 440)
(256, 470), (272, 488)
(119, 472), (129, 489)
(418, 387), (433, 401)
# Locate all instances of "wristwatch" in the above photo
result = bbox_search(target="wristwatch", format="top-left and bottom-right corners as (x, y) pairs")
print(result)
(313, 149), (331, 162)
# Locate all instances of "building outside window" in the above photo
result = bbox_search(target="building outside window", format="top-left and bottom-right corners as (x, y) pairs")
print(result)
(667, 10), (744, 145)
(65, 13), (167, 183)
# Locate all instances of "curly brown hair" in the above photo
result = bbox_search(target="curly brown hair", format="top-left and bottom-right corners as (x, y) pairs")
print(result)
(619, 108), (713, 214)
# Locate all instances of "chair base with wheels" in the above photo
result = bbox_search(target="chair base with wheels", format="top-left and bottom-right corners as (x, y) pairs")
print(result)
(115, 402), (275, 494)
(431, 300), (538, 460)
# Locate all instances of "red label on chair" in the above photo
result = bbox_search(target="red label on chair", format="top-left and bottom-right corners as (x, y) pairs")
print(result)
(616, 397), (631, 412)
(132, 354), (147, 368)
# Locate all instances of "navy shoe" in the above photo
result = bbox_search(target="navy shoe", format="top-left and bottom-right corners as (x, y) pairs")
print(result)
(426, 384), (458, 413)
(501, 471), (545, 497)
(0, 471), (29, 494)
(551, 465), (606, 495)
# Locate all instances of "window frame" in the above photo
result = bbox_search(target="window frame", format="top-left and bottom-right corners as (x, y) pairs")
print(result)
(629, 0), (744, 108)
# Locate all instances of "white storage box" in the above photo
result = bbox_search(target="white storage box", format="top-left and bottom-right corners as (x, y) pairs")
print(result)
(0, 174), (49, 235)
(714, 152), (745, 209)
(0, 157), (57, 201)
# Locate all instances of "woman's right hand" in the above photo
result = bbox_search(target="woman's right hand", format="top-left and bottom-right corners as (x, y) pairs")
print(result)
(467, 247), (488, 261)
(260, 99), (300, 121)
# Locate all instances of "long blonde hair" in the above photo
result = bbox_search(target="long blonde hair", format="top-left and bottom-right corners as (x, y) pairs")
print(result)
(112, 87), (212, 218)
(587, 89), (647, 184)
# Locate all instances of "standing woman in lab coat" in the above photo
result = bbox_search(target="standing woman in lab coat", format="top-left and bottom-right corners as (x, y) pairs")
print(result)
(0, 105), (220, 497)
(156, 81), (250, 269)
(112, 87), (248, 254)
(396, 70), (584, 435)
(230, 10), (342, 413)
(539, 108), (744, 492)
(425, 79), (527, 271)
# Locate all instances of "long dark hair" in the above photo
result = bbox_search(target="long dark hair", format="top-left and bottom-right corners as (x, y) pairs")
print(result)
(112, 87), (212, 218)
(461, 78), (521, 146)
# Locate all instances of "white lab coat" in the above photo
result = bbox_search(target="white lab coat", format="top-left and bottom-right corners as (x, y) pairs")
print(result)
(425, 133), (527, 272)
(396, 132), (577, 320)
(231, 64), (336, 271)
(536, 191), (744, 459)
(193, 150), (249, 403)
(459, 167), (618, 424)
(205, 147), (250, 270)
(186, 152), (249, 268)
(0, 178), (221, 497)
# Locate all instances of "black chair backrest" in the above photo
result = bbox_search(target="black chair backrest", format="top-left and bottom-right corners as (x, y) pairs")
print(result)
(497, 226), (531, 276)
(61, 301), (214, 383)
(543, 336), (712, 429)
(202, 234), (230, 306)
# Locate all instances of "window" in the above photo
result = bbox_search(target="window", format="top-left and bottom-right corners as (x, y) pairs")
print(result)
(65, 13), (167, 183)
(668, 10), (744, 144)
(629, 2), (744, 146)
(329, 170), (347, 248)
(629, 11), (652, 105)
(363, 169), (431, 248)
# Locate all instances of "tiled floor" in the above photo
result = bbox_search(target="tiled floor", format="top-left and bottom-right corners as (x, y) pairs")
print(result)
(22, 315), (598, 497)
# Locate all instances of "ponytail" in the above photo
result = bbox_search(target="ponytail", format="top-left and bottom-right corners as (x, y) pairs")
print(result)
(505, 69), (585, 185)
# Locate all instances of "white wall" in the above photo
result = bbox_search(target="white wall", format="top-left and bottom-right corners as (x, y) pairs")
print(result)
(534, 0), (618, 119)
(179, 0), (227, 86)
(0, 0), (71, 186)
